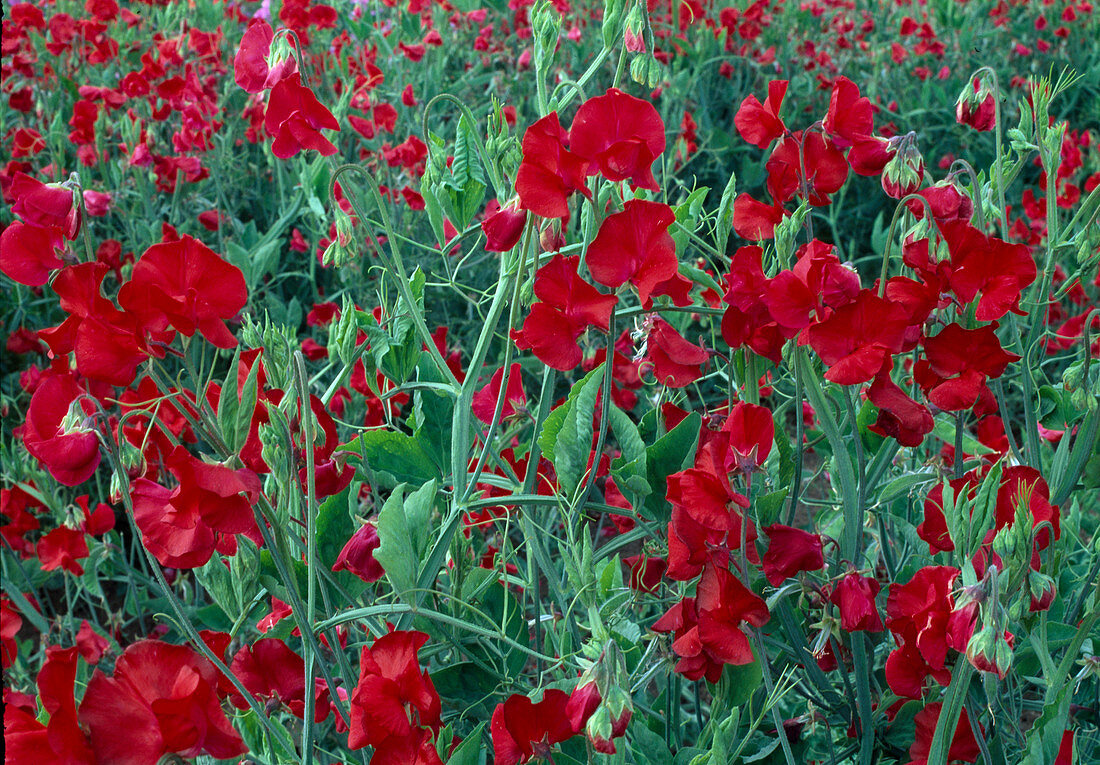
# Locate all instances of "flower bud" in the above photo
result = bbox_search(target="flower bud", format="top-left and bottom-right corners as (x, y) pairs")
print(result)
(602, 0), (625, 49)
(955, 76), (996, 131)
(966, 622), (1012, 678)
(881, 133), (924, 199)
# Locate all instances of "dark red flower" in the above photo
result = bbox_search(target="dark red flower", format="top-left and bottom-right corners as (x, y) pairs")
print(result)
(79, 640), (246, 764)
(908, 703), (981, 765)
(511, 254), (617, 370)
(641, 317), (708, 388)
(885, 566), (960, 697)
(348, 630), (441, 754)
(762, 524), (824, 585)
(586, 199), (678, 304)
(4, 646), (95, 763)
(36, 525), (89, 575)
(721, 401), (774, 474)
(118, 234), (247, 349)
(515, 113), (591, 220)
(732, 192), (786, 240)
(472, 363), (527, 424)
(804, 290), (908, 385)
(823, 76), (875, 148)
(482, 199), (527, 252)
(937, 221), (1036, 321)
(8, 172), (80, 237)
(22, 370), (101, 486)
(569, 88), (666, 191)
(230, 638), (329, 721)
(0, 220), (66, 286)
(867, 363), (934, 447)
(332, 522), (385, 583)
(75, 620), (109, 664)
(491, 689), (576, 765)
(914, 323), (1019, 411)
(234, 19), (298, 92)
(734, 80), (788, 149)
(766, 131), (849, 207)
(829, 572), (884, 632)
(264, 74), (340, 158)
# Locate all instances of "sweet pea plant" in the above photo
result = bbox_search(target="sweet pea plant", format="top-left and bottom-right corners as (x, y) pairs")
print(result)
(2, 1), (1099, 764)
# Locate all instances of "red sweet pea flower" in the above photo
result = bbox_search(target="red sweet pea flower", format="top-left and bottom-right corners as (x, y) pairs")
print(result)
(515, 113), (592, 220)
(804, 290), (908, 385)
(640, 317), (708, 388)
(721, 401), (774, 474)
(75, 620), (109, 664)
(491, 689), (577, 765)
(132, 445), (262, 569)
(36, 525), (89, 575)
(40, 263), (150, 387)
(823, 76), (875, 148)
(766, 131), (849, 206)
(482, 199), (527, 252)
(332, 522), (385, 583)
(264, 74), (340, 158)
(586, 199), (678, 304)
(22, 370), (101, 486)
(348, 630), (441, 755)
(234, 18), (298, 93)
(8, 172), (80, 238)
(4, 646), (95, 763)
(867, 362), (935, 447)
(472, 363), (527, 424)
(1, 596), (21, 668)
(511, 254), (618, 370)
(230, 638), (328, 721)
(762, 524), (824, 585)
(118, 234), (247, 349)
(764, 239), (861, 331)
(907, 703), (982, 765)
(828, 572), (884, 632)
(732, 192), (786, 240)
(914, 323), (1019, 411)
(0, 220), (66, 286)
(937, 221), (1036, 321)
(734, 80), (788, 149)
(885, 566), (960, 697)
(569, 88), (666, 191)
(79, 640), (247, 764)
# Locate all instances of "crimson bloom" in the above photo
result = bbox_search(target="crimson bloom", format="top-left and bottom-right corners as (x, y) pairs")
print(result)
(765, 131), (849, 206)
(482, 199), (527, 252)
(36, 525), (89, 575)
(230, 638), (329, 721)
(936, 221), (1036, 321)
(732, 192), (786, 240)
(721, 401), (774, 474)
(762, 524), (824, 586)
(491, 688), (577, 765)
(79, 640), (246, 764)
(515, 113), (591, 220)
(0, 220), (66, 286)
(118, 234), (247, 349)
(823, 76), (875, 147)
(234, 18), (297, 93)
(914, 323), (1019, 412)
(867, 362), (935, 447)
(4, 646), (95, 763)
(471, 363), (527, 424)
(332, 522), (385, 583)
(829, 572), (884, 632)
(803, 290), (908, 385)
(640, 317), (708, 388)
(885, 566), (960, 697)
(734, 80), (788, 149)
(264, 73), (340, 158)
(908, 703), (982, 765)
(586, 199), (678, 304)
(569, 88), (666, 191)
(348, 630), (442, 757)
(511, 254), (617, 370)
(22, 370), (101, 486)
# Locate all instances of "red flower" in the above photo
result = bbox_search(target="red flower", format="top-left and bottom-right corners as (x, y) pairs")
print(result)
(762, 524), (824, 586)
(732, 192), (786, 240)
(823, 76), (875, 148)
(867, 363), (935, 447)
(131, 445), (262, 569)
(914, 323), (1019, 411)
(0, 220), (66, 286)
(8, 172), (80, 237)
(482, 199), (527, 252)
(230, 638), (328, 721)
(36, 525), (89, 575)
(264, 73), (340, 158)
(22, 370), (101, 486)
(332, 522), (385, 583)
(4, 646), (95, 763)
(348, 630), (442, 754)
(586, 200), (678, 304)
(118, 234), (247, 349)
(734, 80), (788, 149)
(491, 689), (576, 765)
(955, 77), (996, 132)
(907, 703), (981, 765)
(511, 254), (617, 371)
(804, 290), (908, 385)
(829, 573), (884, 632)
(1, 596), (21, 668)
(641, 317), (708, 388)
(515, 113), (591, 220)
(472, 363), (527, 424)
(75, 619), (109, 664)
(234, 19), (298, 92)
(937, 221), (1036, 321)
(765, 131), (849, 207)
(721, 401), (774, 474)
(79, 640), (246, 764)
(569, 88), (666, 191)
(885, 566), (959, 697)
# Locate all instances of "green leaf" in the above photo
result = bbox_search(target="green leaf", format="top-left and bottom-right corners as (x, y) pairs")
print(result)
(540, 364), (605, 497)
(342, 430), (442, 489)
(233, 351), (261, 454)
(314, 487), (368, 597)
(217, 347), (243, 454)
(717, 659), (763, 706)
(446, 722), (487, 765)
(374, 480), (438, 600)
(640, 412), (701, 521)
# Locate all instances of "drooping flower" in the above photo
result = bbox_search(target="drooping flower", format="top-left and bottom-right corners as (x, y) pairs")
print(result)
(514, 113), (591, 220)
(762, 524), (824, 586)
(234, 18), (297, 93)
(4, 646), (95, 763)
(22, 370), (101, 486)
(828, 572), (884, 632)
(639, 317), (708, 388)
(734, 80), (788, 149)
(263, 73), (340, 158)
(332, 522), (385, 583)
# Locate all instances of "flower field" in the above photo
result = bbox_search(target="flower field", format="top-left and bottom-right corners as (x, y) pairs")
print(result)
(2, 0), (1099, 763)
